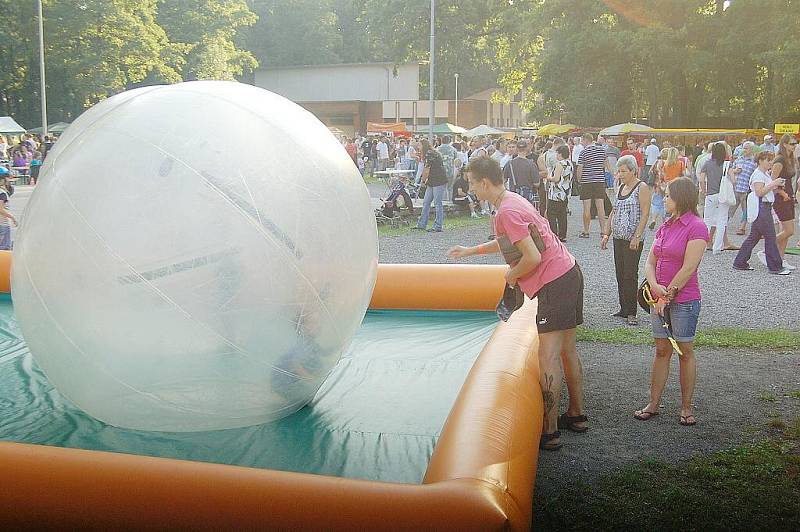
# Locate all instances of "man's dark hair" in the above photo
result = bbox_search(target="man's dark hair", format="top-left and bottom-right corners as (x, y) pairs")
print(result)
(442, 135), (451, 144)
(556, 145), (570, 159)
(466, 157), (503, 186)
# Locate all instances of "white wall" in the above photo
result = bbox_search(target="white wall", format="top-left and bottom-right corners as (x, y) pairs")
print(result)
(254, 63), (419, 102)
(382, 100), (449, 119)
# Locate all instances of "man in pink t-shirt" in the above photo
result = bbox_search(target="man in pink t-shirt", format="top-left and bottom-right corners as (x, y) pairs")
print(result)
(447, 157), (587, 451)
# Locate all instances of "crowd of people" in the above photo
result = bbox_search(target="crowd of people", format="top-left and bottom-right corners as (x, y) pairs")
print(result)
(0, 133), (49, 250)
(369, 128), (798, 450)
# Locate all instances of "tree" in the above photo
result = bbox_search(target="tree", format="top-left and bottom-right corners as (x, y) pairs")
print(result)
(0, 0), (183, 126)
(157, 0), (257, 80)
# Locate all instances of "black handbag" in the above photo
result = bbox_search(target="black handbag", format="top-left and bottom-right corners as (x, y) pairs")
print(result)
(637, 279), (653, 313)
(496, 283), (525, 322)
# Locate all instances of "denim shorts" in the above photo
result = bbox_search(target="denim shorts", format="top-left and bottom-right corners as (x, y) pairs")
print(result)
(651, 299), (701, 342)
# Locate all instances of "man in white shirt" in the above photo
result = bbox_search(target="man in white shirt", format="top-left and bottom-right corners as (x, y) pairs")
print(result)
(377, 136), (390, 172)
(644, 138), (661, 184)
(491, 139), (512, 168)
(571, 136), (584, 167)
(759, 134), (777, 154)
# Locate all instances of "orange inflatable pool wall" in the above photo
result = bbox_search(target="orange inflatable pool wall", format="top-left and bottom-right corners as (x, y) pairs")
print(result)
(0, 256), (543, 531)
(0, 250), (10, 294)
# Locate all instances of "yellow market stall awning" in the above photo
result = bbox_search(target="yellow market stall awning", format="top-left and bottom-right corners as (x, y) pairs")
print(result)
(626, 128), (769, 138)
(537, 123), (578, 136)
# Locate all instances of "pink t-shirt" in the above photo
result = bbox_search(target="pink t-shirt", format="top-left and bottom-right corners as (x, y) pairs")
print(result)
(652, 213), (709, 303)
(493, 192), (575, 298)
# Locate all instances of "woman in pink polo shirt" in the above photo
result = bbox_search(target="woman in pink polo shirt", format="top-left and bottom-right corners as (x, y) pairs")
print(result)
(635, 177), (708, 426)
(448, 157), (586, 451)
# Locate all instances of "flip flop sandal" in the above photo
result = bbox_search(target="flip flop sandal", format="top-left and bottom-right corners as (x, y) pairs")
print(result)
(557, 413), (588, 433)
(539, 431), (563, 450)
(679, 415), (697, 426)
(578, 232), (590, 238)
(634, 410), (659, 421)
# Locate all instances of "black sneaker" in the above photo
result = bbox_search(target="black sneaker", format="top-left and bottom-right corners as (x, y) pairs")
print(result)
(426, 228), (443, 232)
(411, 226), (426, 231)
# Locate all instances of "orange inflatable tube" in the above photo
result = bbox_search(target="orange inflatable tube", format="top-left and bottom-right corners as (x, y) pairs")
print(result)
(0, 261), (542, 530)
(0, 250), (9, 294)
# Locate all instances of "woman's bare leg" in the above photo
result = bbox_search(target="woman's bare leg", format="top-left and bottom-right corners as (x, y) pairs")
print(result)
(639, 338), (673, 413)
(677, 341), (697, 422)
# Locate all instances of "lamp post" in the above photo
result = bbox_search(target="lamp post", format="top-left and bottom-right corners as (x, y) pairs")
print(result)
(37, 0), (48, 137)
(454, 73), (459, 127)
(558, 104), (565, 125)
(428, 0), (435, 143)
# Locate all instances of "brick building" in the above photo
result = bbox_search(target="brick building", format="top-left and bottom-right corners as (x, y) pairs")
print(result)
(254, 62), (523, 137)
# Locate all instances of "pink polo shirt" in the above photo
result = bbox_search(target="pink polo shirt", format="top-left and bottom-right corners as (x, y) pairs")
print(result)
(652, 213), (709, 303)
(493, 192), (575, 298)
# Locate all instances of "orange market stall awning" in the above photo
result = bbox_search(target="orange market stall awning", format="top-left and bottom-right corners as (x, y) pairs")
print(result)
(367, 122), (409, 134)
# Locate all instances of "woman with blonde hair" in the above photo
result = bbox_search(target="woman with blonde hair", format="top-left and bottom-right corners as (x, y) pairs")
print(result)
(0, 134), (8, 161)
(662, 147), (688, 183)
(771, 133), (797, 269)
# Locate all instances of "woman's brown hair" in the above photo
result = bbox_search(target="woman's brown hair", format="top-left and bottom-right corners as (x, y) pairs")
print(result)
(756, 150), (774, 164)
(778, 133), (796, 172)
(666, 177), (699, 217)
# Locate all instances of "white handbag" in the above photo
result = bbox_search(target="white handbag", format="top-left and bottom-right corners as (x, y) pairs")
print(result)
(719, 161), (737, 206)
(746, 192), (759, 223)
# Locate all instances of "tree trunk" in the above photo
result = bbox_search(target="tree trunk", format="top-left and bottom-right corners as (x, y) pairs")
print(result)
(647, 67), (658, 126)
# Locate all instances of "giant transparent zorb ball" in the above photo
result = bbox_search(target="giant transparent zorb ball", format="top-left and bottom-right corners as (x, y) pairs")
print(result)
(11, 81), (378, 432)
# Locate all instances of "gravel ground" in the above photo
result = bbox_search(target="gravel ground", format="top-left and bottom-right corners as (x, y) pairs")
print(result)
(376, 189), (800, 502)
(377, 194), (800, 331)
(537, 343), (800, 500)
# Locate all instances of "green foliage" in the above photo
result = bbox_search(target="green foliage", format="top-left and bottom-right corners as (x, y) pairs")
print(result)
(3, 1), (798, 130)
(377, 212), (488, 237)
(491, 0), (800, 126)
(158, 0), (257, 80)
(536, 424), (800, 531)
(0, 0), (256, 127)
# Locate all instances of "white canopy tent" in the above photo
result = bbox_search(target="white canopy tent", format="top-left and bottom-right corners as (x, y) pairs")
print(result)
(0, 117), (26, 136)
(465, 124), (506, 137)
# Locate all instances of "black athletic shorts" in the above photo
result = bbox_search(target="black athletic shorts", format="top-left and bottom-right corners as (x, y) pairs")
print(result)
(580, 181), (606, 200)
(535, 263), (584, 333)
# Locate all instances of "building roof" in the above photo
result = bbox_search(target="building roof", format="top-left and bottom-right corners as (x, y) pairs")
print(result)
(257, 61), (416, 71)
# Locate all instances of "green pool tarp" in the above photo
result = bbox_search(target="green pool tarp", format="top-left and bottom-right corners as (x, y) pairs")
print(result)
(0, 304), (496, 483)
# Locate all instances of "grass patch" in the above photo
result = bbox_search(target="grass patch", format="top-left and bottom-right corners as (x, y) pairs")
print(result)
(758, 392), (778, 403)
(789, 391), (800, 399)
(577, 326), (800, 350)
(362, 175), (382, 185)
(536, 419), (800, 531)
(377, 214), (489, 237)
